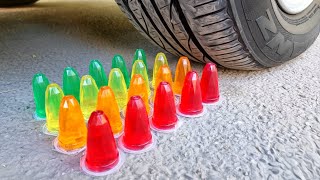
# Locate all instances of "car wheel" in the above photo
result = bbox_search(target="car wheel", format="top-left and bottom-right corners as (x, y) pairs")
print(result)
(116, 0), (320, 70)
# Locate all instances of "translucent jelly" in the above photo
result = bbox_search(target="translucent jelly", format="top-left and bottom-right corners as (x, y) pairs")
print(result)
(128, 74), (150, 114)
(133, 49), (148, 70)
(32, 73), (50, 119)
(201, 63), (220, 103)
(84, 111), (120, 172)
(152, 52), (168, 88)
(58, 96), (87, 151)
(80, 75), (99, 120)
(45, 83), (64, 134)
(97, 86), (123, 135)
(154, 65), (173, 92)
(122, 96), (152, 150)
(112, 55), (130, 89)
(131, 60), (150, 97)
(108, 68), (128, 111)
(178, 71), (203, 115)
(63, 67), (80, 102)
(173, 56), (192, 95)
(152, 82), (177, 130)
(89, 60), (108, 89)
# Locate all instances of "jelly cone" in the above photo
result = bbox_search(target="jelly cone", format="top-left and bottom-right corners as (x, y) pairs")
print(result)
(32, 73), (50, 120)
(63, 67), (80, 102)
(89, 60), (108, 89)
(173, 56), (192, 96)
(178, 71), (204, 116)
(108, 68), (128, 111)
(152, 52), (168, 88)
(133, 49), (148, 70)
(131, 60), (150, 97)
(55, 96), (87, 154)
(151, 82), (178, 132)
(44, 83), (64, 135)
(97, 86), (123, 137)
(112, 55), (130, 88)
(201, 63), (220, 104)
(80, 111), (125, 176)
(119, 96), (155, 153)
(80, 75), (99, 120)
(128, 74), (150, 114)
(155, 65), (173, 92)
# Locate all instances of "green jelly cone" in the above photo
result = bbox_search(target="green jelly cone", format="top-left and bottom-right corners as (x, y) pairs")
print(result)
(108, 68), (128, 111)
(131, 60), (151, 97)
(112, 54), (130, 89)
(152, 52), (168, 88)
(45, 83), (64, 135)
(89, 60), (108, 89)
(32, 73), (50, 120)
(80, 75), (99, 121)
(133, 49), (148, 70)
(63, 67), (80, 102)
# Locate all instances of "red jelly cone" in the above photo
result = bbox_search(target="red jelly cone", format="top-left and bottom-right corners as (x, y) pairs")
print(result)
(177, 71), (205, 117)
(151, 82), (180, 133)
(80, 111), (125, 176)
(118, 96), (155, 154)
(201, 63), (220, 104)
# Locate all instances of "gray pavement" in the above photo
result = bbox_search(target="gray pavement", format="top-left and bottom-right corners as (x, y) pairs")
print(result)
(0, 0), (320, 179)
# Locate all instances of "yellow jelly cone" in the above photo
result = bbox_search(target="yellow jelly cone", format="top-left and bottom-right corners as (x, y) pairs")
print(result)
(80, 75), (99, 121)
(173, 56), (192, 95)
(131, 60), (150, 97)
(152, 52), (168, 88)
(128, 74), (150, 114)
(108, 68), (128, 111)
(45, 83), (64, 135)
(58, 95), (87, 151)
(97, 86), (123, 135)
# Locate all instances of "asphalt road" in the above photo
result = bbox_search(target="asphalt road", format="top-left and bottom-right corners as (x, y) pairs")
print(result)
(0, 0), (320, 179)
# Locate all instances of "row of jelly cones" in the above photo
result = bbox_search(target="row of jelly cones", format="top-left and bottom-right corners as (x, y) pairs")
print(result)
(34, 56), (219, 136)
(50, 63), (220, 176)
(32, 50), (221, 176)
(32, 49), (148, 120)
(33, 52), (218, 123)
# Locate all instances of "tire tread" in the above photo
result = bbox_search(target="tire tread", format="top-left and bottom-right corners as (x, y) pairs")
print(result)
(116, 0), (264, 70)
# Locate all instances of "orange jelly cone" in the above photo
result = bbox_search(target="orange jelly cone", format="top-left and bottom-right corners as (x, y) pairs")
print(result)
(173, 56), (192, 96)
(97, 86), (123, 138)
(127, 74), (150, 114)
(54, 95), (87, 155)
(155, 65), (173, 91)
(152, 65), (173, 104)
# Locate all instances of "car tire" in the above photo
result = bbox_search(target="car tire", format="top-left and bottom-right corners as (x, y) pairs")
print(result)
(116, 0), (320, 70)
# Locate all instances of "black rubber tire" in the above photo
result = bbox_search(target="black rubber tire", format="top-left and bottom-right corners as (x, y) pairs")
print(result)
(0, 0), (38, 6)
(115, 0), (320, 70)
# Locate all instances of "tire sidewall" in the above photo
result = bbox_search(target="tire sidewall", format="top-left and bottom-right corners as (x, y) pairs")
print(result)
(230, 0), (320, 67)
